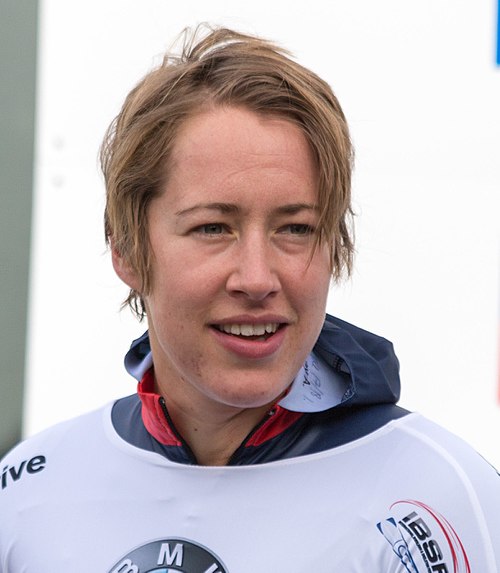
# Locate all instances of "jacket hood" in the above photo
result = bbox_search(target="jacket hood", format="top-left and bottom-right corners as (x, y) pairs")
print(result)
(124, 314), (400, 412)
(314, 314), (400, 407)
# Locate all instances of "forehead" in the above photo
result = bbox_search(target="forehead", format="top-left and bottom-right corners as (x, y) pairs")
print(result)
(170, 107), (314, 168)
(164, 106), (318, 203)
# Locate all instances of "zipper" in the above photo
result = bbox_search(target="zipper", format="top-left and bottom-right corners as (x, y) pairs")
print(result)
(226, 408), (277, 465)
(158, 397), (198, 465)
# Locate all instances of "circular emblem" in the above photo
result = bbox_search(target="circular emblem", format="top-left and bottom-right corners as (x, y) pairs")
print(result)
(108, 538), (228, 573)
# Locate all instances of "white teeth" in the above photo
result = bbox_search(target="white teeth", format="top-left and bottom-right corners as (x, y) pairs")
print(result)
(240, 325), (256, 336)
(218, 323), (279, 336)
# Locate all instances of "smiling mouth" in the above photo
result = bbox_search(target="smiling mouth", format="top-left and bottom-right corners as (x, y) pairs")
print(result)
(213, 323), (282, 341)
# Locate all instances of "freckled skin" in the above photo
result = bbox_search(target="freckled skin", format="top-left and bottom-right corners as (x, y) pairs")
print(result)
(113, 106), (332, 462)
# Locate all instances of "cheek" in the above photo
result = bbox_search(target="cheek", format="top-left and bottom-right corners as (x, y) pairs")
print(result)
(149, 240), (225, 298)
(146, 293), (205, 372)
(145, 266), (218, 344)
(148, 260), (202, 307)
(294, 254), (331, 305)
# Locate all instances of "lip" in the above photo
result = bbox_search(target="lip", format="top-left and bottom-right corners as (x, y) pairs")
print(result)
(209, 314), (289, 360)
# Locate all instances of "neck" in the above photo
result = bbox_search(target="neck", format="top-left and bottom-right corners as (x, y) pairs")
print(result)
(165, 397), (271, 466)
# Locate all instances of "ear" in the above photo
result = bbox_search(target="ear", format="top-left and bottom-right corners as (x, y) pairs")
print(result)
(111, 245), (142, 292)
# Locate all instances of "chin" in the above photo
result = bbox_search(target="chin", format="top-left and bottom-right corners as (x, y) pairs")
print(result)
(211, 384), (285, 410)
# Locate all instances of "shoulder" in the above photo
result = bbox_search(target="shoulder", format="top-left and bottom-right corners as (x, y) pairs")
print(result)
(347, 413), (500, 568)
(3, 403), (111, 455)
(387, 414), (500, 543)
(376, 413), (499, 486)
(395, 413), (499, 473)
(0, 403), (113, 494)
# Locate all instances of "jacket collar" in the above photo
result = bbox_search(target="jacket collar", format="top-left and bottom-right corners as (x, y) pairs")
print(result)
(123, 314), (400, 414)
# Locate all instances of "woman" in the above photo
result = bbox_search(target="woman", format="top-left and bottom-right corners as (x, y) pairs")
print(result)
(1, 26), (499, 572)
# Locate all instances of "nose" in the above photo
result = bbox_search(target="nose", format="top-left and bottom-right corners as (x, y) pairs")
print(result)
(225, 235), (281, 301)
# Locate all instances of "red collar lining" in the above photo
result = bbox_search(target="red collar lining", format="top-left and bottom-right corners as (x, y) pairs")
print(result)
(138, 369), (182, 446)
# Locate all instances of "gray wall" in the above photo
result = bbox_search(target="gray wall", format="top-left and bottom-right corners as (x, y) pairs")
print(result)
(0, 0), (38, 456)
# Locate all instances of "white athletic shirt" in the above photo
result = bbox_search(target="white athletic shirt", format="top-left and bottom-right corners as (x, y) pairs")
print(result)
(1, 402), (499, 572)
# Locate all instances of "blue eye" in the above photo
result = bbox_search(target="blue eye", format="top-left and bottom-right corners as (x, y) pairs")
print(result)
(197, 223), (225, 235)
(286, 224), (313, 235)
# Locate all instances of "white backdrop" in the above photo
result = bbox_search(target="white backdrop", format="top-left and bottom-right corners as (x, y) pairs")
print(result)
(25, 0), (500, 467)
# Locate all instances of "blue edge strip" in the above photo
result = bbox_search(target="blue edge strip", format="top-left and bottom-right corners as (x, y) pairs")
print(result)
(497, 0), (500, 65)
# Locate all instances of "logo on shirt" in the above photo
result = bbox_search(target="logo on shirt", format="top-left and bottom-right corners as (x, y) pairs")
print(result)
(1, 455), (46, 491)
(108, 538), (227, 573)
(377, 500), (470, 573)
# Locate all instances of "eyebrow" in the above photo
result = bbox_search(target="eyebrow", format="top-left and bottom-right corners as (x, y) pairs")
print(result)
(275, 203), (318, 215)
(175, 202), (318, 217)
(175, 203), (239, 216)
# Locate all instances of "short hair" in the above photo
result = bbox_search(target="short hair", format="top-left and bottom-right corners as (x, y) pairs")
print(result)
(101, 25), (354, 319)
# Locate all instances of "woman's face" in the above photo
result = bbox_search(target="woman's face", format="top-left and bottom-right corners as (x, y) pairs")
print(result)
(115, 106), (332, 415)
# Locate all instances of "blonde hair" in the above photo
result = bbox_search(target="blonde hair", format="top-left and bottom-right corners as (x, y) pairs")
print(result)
(101, 26), (354, 319)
